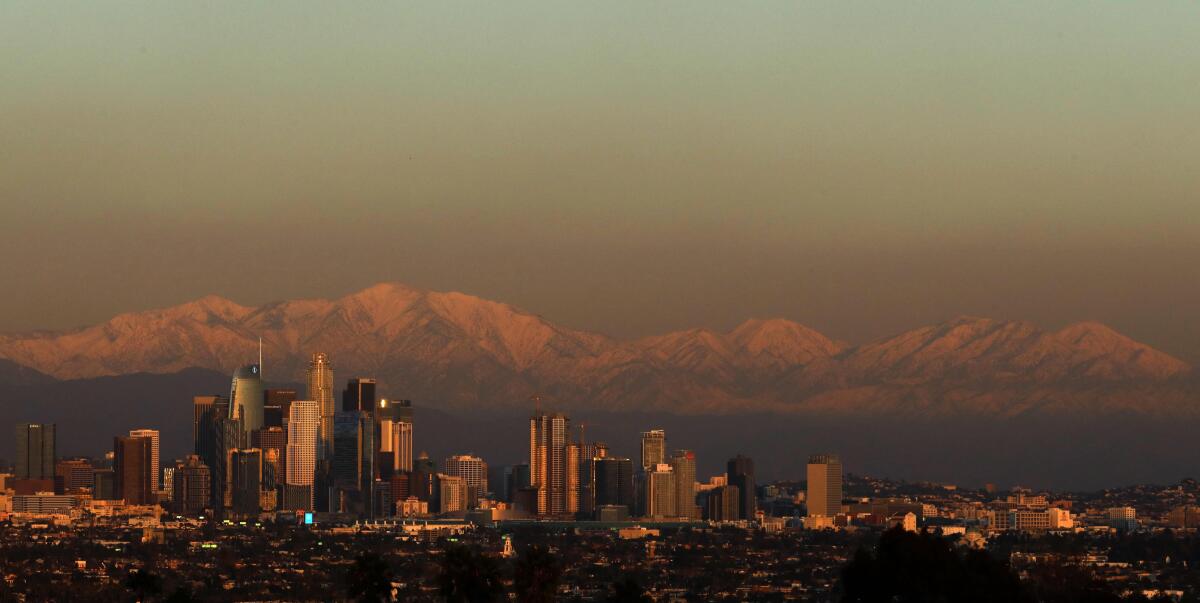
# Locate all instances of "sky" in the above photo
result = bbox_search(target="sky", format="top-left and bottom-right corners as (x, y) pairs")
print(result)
(1, 2), (1198, 362)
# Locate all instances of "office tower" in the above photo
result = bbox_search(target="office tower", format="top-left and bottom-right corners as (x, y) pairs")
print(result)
(411, 453), (437, 502)
(129, 429), (160, 491)
(263, 388), (296, 428)
(342, 378), (377, 413)
(640, 429), (666, 471)
(487, 465), (507, 501)
(444, 454), (488, 506)
(333, 412), (373, 491)
(594, 457), (635, 511)
(93, 468), (116, 500)
(507, 463), (531, 503)
(15, 423), (56, 480)
(438, 474), (468, 514)
(727, 455), (756, 520)
(229, 448), (263, 515)
(285, 401), (320, 509)
(392, 421), (413, 473)
(229, 364), (264, 437)
(162, 467), (174, 501)
(807, 453), (843, 518)
(670, 450), (698, 519)
(55, 459), (94, 493)
(193, 395), (229, 458)
(530, 412), (573, 516)
(307, 353), (335, 459)
(252, 426), (287, 489)
(173, 455), (211, 516)
(704, 485), (741, 521)
(114, 436), (154, 505)
(644, 463), (676, 518)
(566, 443), (580, 514)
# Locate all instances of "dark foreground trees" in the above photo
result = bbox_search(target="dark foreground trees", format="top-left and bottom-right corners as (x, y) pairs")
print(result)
(438, 544), (504, 603)
(840, 526), (1031, 603)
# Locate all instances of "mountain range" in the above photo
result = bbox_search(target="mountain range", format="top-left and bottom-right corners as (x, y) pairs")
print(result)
(0, 282), (1194, 416)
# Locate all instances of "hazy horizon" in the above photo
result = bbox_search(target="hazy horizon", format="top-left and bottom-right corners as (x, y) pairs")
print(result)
(3, 2), (1198, 362)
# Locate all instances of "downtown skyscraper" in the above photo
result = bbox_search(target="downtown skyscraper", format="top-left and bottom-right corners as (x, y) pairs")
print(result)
(285, 400), (320, 510)
(129, 428), (161, 491)
(640, 429), (666, 471)
(229, 364), (264, 437)
(807, 453), (843, 518)
(530, 411), (578, 517)
(15, 423), (56, 480)
(307, 353), (335, 460)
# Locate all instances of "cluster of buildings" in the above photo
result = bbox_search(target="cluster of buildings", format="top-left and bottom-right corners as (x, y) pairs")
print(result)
(0, 350), (775, 527)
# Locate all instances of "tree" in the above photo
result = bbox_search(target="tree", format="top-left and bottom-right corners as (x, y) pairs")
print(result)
(346, 552), (394, 603)
(513, 545), (562, 603)
(840, 526), (1031, 602)
(438, 544), (503, 603)
(125, 568), (163, 602)
(607, 574), (652, 603)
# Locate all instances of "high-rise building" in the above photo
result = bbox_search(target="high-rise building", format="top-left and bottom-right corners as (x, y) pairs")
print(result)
(444, 454), (488, 506)
(333, 411), (373, 493)
(593, 457), (635, 512)
(193, 395), (229, 458)
(263, 388), (297, 428)
(15, 423), (56, 480)
(307, 353), (335, 460)
(55, 458), (93, 493)
(229, 364), (265, 436)
(806, 453), (843, 518)
(703, 485), (741, 521)
(377, 398), (413, 474)
(230, 448), (263, 516)
(727, 455), (756, 520)
(286, 400), (320, 509)
(530, 412), (577, 516)
(342, 378), (377, 413)
(172, 455), (211, 516)
(162, 467), (175, 501)
(437, 474), (468, 514)
(644, 463), (676, 518)
(506, 463), (531, 503)
(669, 450), (698, 519)
(252, 426), (286, 489)
(129, 429), (161, 491)
(640, 429), (666, 471)
(114, 436), (154, 505)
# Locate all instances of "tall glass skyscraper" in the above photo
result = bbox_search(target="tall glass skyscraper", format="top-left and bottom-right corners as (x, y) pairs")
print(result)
(15, 423), (56, 480)
(640, 429), (666, 471)
(727, 454), (756, 520)
(530, 412), (576, 516)
(229, 364), (264, 436)
(307, 353), (335, 459)
(129, 429), (161, 491)
(286, 400), (320, 510)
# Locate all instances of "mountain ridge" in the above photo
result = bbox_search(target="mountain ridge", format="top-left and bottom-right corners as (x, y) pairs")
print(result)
(0, 282), (1193, 416)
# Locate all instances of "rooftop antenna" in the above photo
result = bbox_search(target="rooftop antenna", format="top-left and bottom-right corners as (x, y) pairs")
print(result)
(258, 337), (263, 378)
(530, 394), (542, 416)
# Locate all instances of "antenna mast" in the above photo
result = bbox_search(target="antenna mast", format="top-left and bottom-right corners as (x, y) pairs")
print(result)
(258, 337), (263, 378)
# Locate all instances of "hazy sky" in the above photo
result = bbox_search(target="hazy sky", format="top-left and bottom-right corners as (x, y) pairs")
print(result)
(2, 2), (1198, 361)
